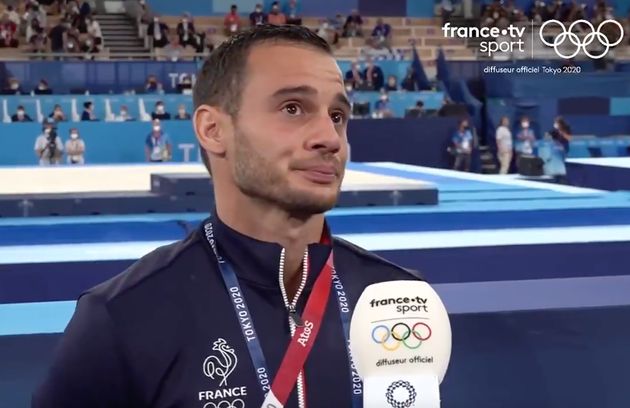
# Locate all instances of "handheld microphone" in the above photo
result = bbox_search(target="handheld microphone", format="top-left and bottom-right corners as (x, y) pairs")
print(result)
(349, 280), (452, 408)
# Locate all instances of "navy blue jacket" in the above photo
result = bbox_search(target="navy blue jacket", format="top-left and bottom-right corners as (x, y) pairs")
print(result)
(33, 215), (422, 408)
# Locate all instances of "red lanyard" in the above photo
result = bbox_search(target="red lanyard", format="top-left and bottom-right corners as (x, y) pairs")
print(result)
(262, 232), (335, 407)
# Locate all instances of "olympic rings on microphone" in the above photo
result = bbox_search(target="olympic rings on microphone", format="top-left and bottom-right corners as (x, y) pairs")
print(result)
(539, 19), (624, 59)
(371, 322), (432, 350)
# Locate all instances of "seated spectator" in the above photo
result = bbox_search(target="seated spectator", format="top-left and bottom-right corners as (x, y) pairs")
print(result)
(65, 127), (86, 164)
(11, 105), (34, 122)
(81, 101), (97, 121)
(495, 116), (513, 174)
(224, 4), (241, 36)
(49, 19), (69, 54)
(145, 75), (164, 94)
(80, 36), (101, 59)
(343, 9), (363, 37)
(64, 26), (82, 53)
(329, 13), (345, 41)
(451, 118), (473, 172)
(363, 58), (384, 91)
(373, 92), (393, 119)
(151, 101), (171, 120)
(85, 16), (103, 47)
(384, 75), (399, 92)
(3, 77), (24, 94)
(515, 116), (536, 156)
(404, 101), (425, 118)
(35, 122), (64, 166)
(176, 74), (193, 94)
(114, 105), (135, 122)
(368, 18), (392, 51)
(0, 14), (19, 48)
(34, 79), (53, 95)
(145, 119), (172, 162)
(3, 5), (20, 28)
(28, 19), (48, 53)
(344, 61), (365, 89)
(249, 3), (267, 26)
(148, 16), (169, 48)
(284, 0), (302, 25)
(268, 1), (287, 25)
(49, 104), (68, 122)
(177, 13), (197, 49)
(174, 104), (191, 120)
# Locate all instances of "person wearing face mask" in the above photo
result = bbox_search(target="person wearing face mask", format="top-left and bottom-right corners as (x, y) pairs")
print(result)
(174, 104), (191, 120)
(384, 75), (399, 92)
(148, 16), (169, 48)
(363, 58), (384, 91)
(11, 105), (33, 122)
(177, 13), (197, 49)
(145, 119), (172, 162)
(34, 121), (64, 166)
(114, 105), (134, 122)
(451, 118), (474, 172)
(268, 1), (287, 25)
(249, 3), (267, 27)
(65, 128), (86, 165)
(145, 75), (162, 93)
(344, 60), (365, 90)
(515, 116), (536, 157)
(373, 92), (393, 119)
(284, 0), (302, 26)
(151, 101), (171, 120)
(49, 104), (67, 122)
(34, 79), (53, 95)
(3, 77), (24, 94)
(176, 74), (193, 94)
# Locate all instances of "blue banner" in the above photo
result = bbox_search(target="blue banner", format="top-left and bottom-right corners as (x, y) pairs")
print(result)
(0, 118), (459, 168)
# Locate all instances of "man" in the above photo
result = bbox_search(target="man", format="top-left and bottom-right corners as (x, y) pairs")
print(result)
(224, 4), (241, 36)
(363, 57), (384, 91)
(268, 1), (287, 25)
(176, 13), (197, 49)
(174, 103), (191, 120)
(11, 105), (33, 122)
(368, 17), (392, 51)
(33, 25), (424, 407)
(249, 3), (267, 26)
(343, 9), (363, 37)
(452, 118), (473, 172)
(151, 100), (171, 120)
(148, 16), (169, 48)
(113, 105), (134, 121)
(34, 121), (63, 165)
(81, 101), (97, 121)
(144, 119), (171, 162)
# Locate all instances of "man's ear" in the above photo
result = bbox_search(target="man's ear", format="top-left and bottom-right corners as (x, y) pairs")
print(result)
(193, 105), (228, 157)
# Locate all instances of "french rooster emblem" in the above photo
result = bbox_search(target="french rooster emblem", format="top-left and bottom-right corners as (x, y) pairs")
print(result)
(203, 338), (238, 387)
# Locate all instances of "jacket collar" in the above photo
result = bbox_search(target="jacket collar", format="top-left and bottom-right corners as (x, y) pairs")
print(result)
(203, 211), (332, 292)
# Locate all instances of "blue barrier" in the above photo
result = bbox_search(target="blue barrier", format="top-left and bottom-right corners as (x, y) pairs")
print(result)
(484, 73), (630, 99)
(0, 117), (459, 167)
(1, 92), (443, 123)
(2, 60), (426, 95)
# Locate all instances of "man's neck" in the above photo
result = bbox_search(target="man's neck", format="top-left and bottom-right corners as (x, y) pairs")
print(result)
(216, 197), (325, 296)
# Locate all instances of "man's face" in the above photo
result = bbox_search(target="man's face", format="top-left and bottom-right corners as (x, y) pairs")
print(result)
(225, 43), (350, 215)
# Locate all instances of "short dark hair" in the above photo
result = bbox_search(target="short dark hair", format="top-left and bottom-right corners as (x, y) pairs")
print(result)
(193, 24), (332, 175)
(84, 101), (92, 109)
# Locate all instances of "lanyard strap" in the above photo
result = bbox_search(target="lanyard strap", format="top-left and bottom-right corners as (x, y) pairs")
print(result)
(332, 270), (363, 407)
(262, 254), (333, 407)
(204, 220), (362, 408)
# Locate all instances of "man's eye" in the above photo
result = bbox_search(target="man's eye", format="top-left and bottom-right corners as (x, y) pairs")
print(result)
(331, 111), (346, 124)
(282, 103), (303, 116)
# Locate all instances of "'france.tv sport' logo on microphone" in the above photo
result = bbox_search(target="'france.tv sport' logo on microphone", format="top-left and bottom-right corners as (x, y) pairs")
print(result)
(370, 296), (429, 315)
